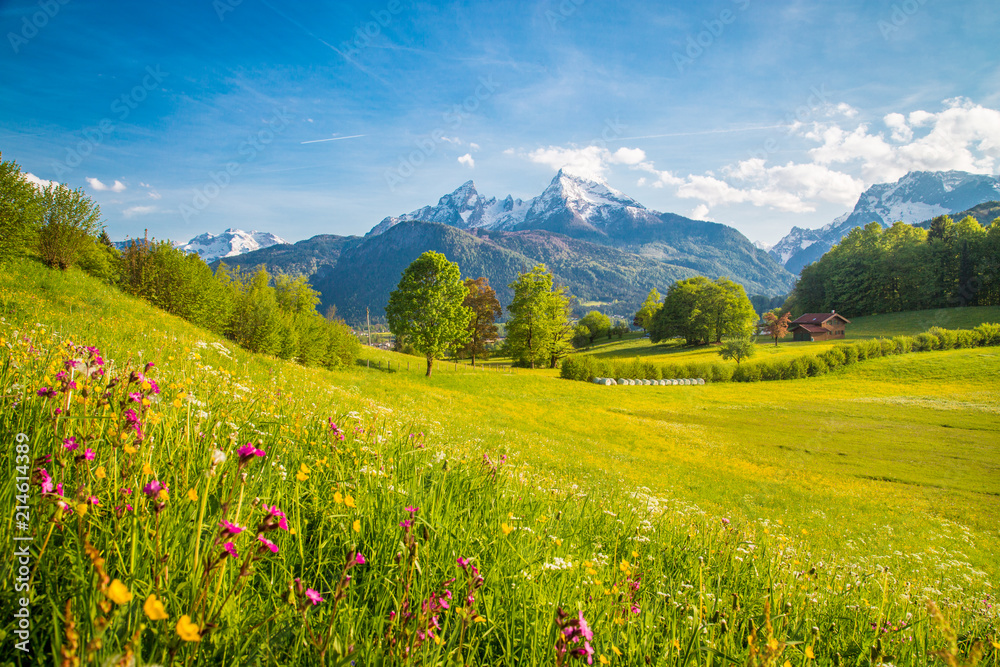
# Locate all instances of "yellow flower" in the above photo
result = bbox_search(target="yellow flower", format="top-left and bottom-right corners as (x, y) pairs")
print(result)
(106, 579), (133, 605)
(333, 491), (343, 504)
(784, 662), (793, 667)
(141, 398), (151, 407)
(186, 488), (198, 502)
(124, 444), (137, 455)
(344, 494), (356, 508)
(805, 646), (815, 660)
(176, 615), (201, 642)
(474, 616), (486, 623)
(631, 550), (638, 559)
(501, 522), (513, 535)
(157, 489), (169, 502)
(144, 594), (168, 621)
(95, 466), (106, 479)
(75, 503), (88, 517)
(600, 656), (610, 665)
(619, 560), (631, 573)
(141, 381), (151, 392)
(296, 463), (310, 482)
(172, 399), (182, 409)
(767, 638), (780, 651)
(352, 519), (361, 533)
(672, 639), (681, 651)
(613, 645), (622, 657)
(142, 463), (154, 476)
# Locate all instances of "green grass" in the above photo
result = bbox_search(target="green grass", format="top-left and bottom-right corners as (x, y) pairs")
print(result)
(1, 259), (998, 665)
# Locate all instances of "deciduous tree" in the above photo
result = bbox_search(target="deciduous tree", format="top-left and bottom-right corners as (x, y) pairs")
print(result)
(633, 288), (662, 331)
(762, 309), (792, 347)
(461, 276), (502, 365)
(386, 251), (471, 377)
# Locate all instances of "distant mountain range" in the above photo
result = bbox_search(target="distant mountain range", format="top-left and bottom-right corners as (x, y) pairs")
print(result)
(115, 228), (288, 263)
(219, 171), (794, 323)
(769, 171), (1000, 273)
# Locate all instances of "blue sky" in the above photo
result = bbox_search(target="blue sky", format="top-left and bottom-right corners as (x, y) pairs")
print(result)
(2, 0), (999, 245)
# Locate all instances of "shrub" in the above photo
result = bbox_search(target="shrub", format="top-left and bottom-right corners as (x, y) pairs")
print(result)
(893, 336), (914, 354)
(787, 357), (808, 379)
(806, 356), (828, 377)
(709, 363), (733, 382)
(842, 345), (858, 365)
(732, 362), (762, 382)
(974, 323), (1000, 346)
(642, 361), (661, 380)
(914, 332), (937, 351)
(955, 329), (981, 349)
(37, 185), (104, 270)
(879, 338), (898, 356)
(560, 356), (580, 380)
(822, 347), (846, 369)
(928, 326), (957, 350)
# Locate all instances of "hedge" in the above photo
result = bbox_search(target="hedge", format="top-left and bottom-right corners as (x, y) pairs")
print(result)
(560, 324), (1000, 384)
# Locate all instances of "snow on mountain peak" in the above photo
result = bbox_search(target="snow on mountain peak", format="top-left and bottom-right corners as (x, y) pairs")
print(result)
(175, 228), (288, 262)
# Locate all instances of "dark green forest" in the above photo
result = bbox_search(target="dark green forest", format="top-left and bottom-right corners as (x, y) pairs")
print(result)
(785, 215), (1000, 317)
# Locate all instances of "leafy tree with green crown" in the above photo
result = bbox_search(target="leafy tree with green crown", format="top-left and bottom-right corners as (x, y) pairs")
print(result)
(386, 251), (472, 377)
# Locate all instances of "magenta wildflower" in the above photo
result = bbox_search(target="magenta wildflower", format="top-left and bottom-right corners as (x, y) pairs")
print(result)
(37, 468), (54, 495)
(88, 495), (99, 505)
(142, 480), (167, 500)
(457, 557), (470, 569)
(305, 588), (324, 605)
(261, 503), (289, 531)
(219, 519), (245, 536)
(353, 552), (366, 566)
(257, 534), (278, 554)
(405, 505), (419, 514)
(37, 387), (57, 398)
(223, 542), (238, 558)
(63, 437), (78, 451)
(399, 519), (412, 528)
(237, 443), (266, 463)
(82, 448), (95, 461)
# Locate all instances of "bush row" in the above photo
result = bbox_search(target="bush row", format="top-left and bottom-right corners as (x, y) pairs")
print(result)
(560, 323), (1000, 383)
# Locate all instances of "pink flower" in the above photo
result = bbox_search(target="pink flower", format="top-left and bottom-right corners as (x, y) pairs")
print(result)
(142, 480), (167, 500)
(37, 387), (57, 398)
(88, 495), (99, 505)
(262, 504), (289, 531)
(457, 557), (470, 569)
(257, 534), (278, 554)
(405, 506), (419, 514)
(305, 588), (324, 605)
(237, 443), (266, 463)
(63, 437), (78, 451)
(223, 542), (238, 558)
(219, 520), (244, 536)
(399, 519), (412, 528)
(83, 448), (95, 461)
(353, 552), (366, 566)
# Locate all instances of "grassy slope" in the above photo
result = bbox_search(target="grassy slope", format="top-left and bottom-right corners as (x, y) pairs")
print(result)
(6, 261), (997, 584)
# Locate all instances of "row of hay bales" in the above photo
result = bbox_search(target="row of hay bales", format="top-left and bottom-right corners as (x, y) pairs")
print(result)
(592, 377), (706, 386)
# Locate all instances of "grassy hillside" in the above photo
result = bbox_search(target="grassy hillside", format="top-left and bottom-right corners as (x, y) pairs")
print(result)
(1, 260), (997, 664)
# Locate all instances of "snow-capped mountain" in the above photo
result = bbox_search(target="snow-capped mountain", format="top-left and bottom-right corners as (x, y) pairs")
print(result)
(772, 171), (1000, 273)
(368, 170), (658, 239)
(174, 228), (288, 262)
(368, 181), (530, 236)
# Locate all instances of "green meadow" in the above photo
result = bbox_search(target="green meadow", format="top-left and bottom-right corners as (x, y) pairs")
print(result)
(1, 259), (998, 665)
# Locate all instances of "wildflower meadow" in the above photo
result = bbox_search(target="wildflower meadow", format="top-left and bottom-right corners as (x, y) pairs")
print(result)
(1, 260), (998, 665)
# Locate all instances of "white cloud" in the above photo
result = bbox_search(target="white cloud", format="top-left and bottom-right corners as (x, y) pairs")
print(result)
(441, 136), (461, 144)
(469, 142), (480, 151)
(23, 172), (56, 190)
(123, 205), (156, 218)
(806, 99), (1000, 182)
(457, 153), (475, 168)
(609, 147), (646, 165)
(518, 99), (1000, 216)
(690, 204), (712, 220)
(87, 177), (126, 193)
(525, 145), (611, 181)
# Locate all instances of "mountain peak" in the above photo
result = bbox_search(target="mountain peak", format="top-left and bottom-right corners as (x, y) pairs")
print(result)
(171, 228), (288, 262)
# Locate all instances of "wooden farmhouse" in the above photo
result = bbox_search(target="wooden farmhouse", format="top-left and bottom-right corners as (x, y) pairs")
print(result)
(789, 312), (851, 342)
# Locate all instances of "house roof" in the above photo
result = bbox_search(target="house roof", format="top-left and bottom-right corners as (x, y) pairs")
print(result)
(791, 312), (851, 325)
(790, 323), (828, 334)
